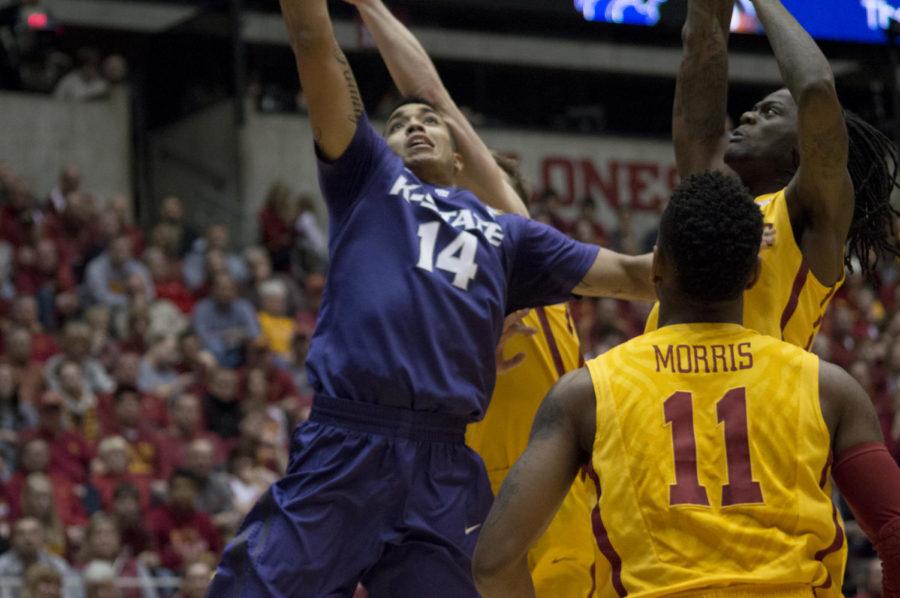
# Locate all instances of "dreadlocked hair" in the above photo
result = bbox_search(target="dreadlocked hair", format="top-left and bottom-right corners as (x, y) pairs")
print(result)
(844, 110), (900, 280)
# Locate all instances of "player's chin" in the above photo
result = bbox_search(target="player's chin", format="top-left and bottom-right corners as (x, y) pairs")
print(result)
(723, 145), (748, 166)
(402, 150), (440, 169)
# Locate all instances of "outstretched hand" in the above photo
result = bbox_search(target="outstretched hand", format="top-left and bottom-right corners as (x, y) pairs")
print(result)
(496, 310), (538, 374)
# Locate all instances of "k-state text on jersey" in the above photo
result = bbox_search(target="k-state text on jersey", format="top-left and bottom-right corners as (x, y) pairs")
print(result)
(390, 174), (504, 246)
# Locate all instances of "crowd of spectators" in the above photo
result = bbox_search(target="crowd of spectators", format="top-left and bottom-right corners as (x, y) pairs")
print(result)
(0, 163), (326, 596)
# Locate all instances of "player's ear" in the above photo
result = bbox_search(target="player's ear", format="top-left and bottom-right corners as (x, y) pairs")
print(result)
(651, 245), (663, 283)
(453, 152), (463, 176)
(745, 256), (762, 290)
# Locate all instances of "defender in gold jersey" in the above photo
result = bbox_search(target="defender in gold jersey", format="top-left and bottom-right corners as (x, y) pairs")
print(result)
(467, 304), (596, 597)
(474, 172), (900, 598)
(645, 0), (900, 348)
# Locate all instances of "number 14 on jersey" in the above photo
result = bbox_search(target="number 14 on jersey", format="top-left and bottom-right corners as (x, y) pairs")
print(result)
(417, 222), (479, 290)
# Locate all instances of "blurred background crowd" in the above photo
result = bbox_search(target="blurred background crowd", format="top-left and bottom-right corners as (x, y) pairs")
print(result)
(0, 0), (899, 596)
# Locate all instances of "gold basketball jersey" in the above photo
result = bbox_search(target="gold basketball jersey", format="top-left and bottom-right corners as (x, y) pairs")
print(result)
(585, 323), (846, 597)
(645, 189), (843, 350)
(466, 304), (596, 597)
(467, 304), (582, 482)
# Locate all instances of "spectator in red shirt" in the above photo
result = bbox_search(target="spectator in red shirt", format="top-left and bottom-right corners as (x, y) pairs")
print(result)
(176, 331), (216, 390)
(258, 181), (298, 273)
(0, 177), (40, 248)
(117, 306), (149, 355)
(7, 438), (87, 529)
(46, 165), (80, 216)
(244, 346), (303, 424)
(8, 295), (59, 362)
(147, 469), (222, 573)
(20, 391), (94, 485)
(99, 387), (161, 479)
(3, 328), (44, 406)
(157, 393), (224, 480)
(54, 359), (101, 443)
(42, 190), (100, 279)
(144, 247), (194, 314)
(90, 436), (153, 513)
(77, 513), (159, 598)
(96, 355), (167, 434)
(14, 239), (78, 331)
(108, 483), (157, 568)
(110, 194), (145, 258)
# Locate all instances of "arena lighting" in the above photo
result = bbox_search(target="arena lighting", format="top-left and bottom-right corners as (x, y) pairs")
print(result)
(576, 0), (900, 44)
(26, 11), (49, 30)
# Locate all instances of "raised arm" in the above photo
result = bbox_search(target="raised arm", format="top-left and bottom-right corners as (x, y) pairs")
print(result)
(673, 0), (734, 177)
(280, 0), (363, 160)
(472, 368), (595, 597)
(752, 0), (852, 285)
(345, 0), (528, 216)
(573, 250), (655, 303)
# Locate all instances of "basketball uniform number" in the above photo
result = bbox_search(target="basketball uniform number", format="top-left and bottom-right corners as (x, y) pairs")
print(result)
(416, 222), (479, 290)
(664, 387), (763, 507)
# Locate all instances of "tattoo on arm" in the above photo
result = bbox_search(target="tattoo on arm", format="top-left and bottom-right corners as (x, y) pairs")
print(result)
(333, 45), (364, 124)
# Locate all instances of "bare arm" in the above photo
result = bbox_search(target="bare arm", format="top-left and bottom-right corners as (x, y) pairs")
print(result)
(472, 369), (595, 597)
(673, 0), (734, 177)
(346, 0), (528, 216)
(752, 0), (853, 285)
(573, 250), (655, 302)
(818, 361), (883, 459)
(280, 0), (363, 160)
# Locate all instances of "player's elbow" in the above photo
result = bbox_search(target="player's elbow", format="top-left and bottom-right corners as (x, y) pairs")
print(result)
(471, 538), (515, 592)
(409, 82), (443, 105)
(794, 73), (837, 105)
(290, 26), (332, 55)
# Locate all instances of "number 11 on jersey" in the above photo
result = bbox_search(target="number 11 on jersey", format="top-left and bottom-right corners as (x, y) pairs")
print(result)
(417, 222), (479, 290)
(664, 387), (764, 507)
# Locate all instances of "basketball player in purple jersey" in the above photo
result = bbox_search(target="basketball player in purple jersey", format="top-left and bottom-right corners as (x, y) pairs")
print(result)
(208, 1), (656, 596)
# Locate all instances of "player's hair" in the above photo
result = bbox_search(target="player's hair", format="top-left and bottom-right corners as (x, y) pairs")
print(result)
(843, 111), (900, 280)
(491, 151), (530, 202)
(389, 95), (438, 116)
(659, 171), (763, 302)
